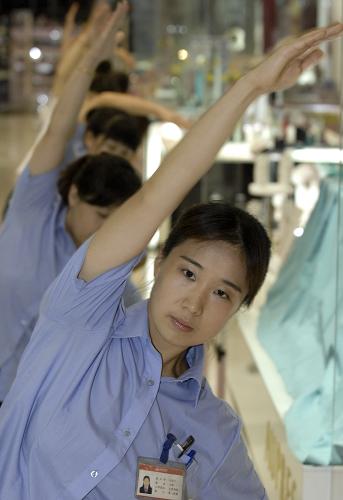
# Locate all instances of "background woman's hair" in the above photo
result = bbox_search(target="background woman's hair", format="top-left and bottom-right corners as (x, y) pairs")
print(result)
(90, 60), (129, 93)
(57, 153), (141, 207)
(103, 113), (143, 151)
(85, 107), (150, 149)
(162, 202), (271, 306)
(85, 107), (122, 137)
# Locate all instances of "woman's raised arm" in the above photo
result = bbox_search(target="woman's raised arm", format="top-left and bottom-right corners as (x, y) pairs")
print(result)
(80, 92), (192, 129)
(29, 2), (127, 176)
(80, 22), (343, 281)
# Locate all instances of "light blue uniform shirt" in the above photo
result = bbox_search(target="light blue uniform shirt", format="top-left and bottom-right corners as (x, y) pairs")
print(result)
(64, 123), (87, 164)
(0, 240), (267, 499)
(0, 166), (140, 401)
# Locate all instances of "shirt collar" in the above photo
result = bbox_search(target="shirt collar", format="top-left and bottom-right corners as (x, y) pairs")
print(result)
(179, 344), (205, 406)
(112, 300), (205, 406)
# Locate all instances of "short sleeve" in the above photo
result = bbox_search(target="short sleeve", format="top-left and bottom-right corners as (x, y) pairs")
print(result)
(40, 238), (143, 332)
(123, 278), (142, 307)
(8, 165), (60, 216)
(202, 429), (268, 500)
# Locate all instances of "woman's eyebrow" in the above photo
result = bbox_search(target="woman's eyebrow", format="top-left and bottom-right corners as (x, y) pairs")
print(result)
(180, 255), (242, 294)
(180, 255), (203, 269)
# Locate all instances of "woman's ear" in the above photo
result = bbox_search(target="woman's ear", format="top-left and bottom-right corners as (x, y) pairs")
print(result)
(67, 184), (80, 208)
(153, 250), (164, 279)
(84, 131), (103, 154)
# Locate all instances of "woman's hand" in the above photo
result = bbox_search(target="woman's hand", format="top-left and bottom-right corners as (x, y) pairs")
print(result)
(244, 23), (343, 95)
(74, 1), (128, 70)
(160, 110), (193, 129)
(60, 2), (79, 54)
(30, 1), (128, 176)
(65, 2), (79, 29)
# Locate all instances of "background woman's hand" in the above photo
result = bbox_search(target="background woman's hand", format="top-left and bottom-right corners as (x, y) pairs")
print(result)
(86, 1), (128, 66)
(244, 23), (343, 95)
(161, 110), (193, 129)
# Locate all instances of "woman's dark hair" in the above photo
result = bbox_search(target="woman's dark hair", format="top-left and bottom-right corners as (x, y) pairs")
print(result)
(103, 113), (142, 151)
(85, 107), (122, 137)
(85, 107), (150, 149)
(90, 60), (129, 93)
(57, 153), (141, 207)
(162, 202), (271, 307)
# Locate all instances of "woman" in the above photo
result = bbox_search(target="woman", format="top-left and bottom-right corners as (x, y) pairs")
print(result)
(68, 106), (148, 169)
(0, 7), (342, 499)
(0, 3), (141, 402)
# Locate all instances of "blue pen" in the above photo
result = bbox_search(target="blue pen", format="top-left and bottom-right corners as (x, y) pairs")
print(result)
(186, 449), (197, 469)
(160, 433), (177, 464)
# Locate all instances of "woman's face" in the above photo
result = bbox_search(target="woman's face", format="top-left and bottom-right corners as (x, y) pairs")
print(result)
(148, 239), (248, 357)
(66, 185), (116, 246)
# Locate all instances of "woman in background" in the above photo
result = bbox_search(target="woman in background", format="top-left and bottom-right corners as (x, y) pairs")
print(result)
(0, 3), (141, 403)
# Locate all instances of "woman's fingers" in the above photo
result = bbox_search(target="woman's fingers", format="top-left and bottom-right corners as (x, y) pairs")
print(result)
(253, 22), (343, 92)
(299, 48), (324, 72)
(90, 1), (128, 46)
(66, 2), (79, 23)
(83, 1), (128, 67)
(284, 23), (343, 57)
(115, 30), (126, 45)
(102, 2), (128, 43)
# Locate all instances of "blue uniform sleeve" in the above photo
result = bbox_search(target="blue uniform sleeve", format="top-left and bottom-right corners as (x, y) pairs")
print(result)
(201, 428), (268, 500)
(40, 238), (143, 332)
(123, 278), (142, 307)
(7, 165), (60, 216)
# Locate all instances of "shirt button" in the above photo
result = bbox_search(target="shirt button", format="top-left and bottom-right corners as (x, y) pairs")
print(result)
(90, 470), (99, 478)
(147, 379), (155, 387)
(124, 430), (131, 437)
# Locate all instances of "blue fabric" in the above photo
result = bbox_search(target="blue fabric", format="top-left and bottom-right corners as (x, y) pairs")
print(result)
(0, 166), (76, 400)
(63, 123), (87, 164)
(285, 359), (343, 465)
(0, 165), (140, 401)
(0, 241), (267, 500)
(257, 178), (343, 465)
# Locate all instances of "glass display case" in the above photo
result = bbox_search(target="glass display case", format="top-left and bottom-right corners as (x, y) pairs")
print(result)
(233, 1), (343, 499)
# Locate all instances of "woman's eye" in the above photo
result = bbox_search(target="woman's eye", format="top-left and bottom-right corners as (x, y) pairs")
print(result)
(214, 289), (229, 300)
(182, 269), (195, 280)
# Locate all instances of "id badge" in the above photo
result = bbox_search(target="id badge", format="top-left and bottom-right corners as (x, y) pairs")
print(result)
(135, 457), (186, 500)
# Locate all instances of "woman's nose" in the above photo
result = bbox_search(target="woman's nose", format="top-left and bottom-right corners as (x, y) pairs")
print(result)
(182, 293), (204, 316)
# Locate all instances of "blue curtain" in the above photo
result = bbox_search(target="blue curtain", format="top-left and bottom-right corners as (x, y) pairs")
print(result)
(257, 178), (343, 465)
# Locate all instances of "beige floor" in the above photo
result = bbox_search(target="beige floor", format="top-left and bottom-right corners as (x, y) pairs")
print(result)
(0, 113), (40, 217)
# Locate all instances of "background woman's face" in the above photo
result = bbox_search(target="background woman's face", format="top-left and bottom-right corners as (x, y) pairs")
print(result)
(66, 185), (116, 246)
(148, 239), (248, 355)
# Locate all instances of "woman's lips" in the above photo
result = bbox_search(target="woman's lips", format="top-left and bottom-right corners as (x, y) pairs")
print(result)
(170, 316), (193, 332)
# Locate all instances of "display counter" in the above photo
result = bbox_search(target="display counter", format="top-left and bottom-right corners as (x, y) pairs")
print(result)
(144, 122), (343, 180)
(223, 303), (343, 500)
